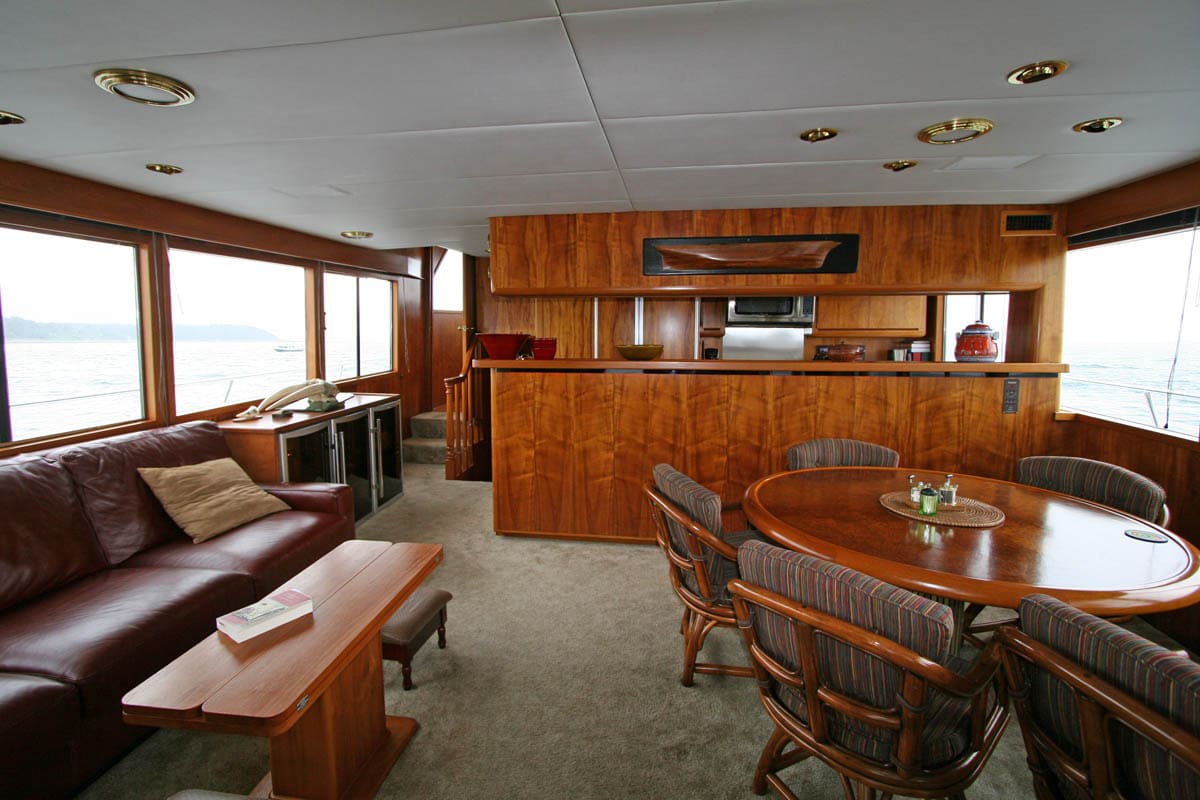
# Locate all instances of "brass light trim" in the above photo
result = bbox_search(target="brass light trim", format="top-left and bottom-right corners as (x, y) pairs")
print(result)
(145, 163), (184, 175)
(883, 160), (918, 172)
(1006, 60), (1069, 85)
(340, 230), (374, 240)
(0, 110), (27, 125)
(917, 118), (994, 145)
(1072, 117), (1123, 134)
(93, 68), (196, 107)
(798, 127), (838, 142)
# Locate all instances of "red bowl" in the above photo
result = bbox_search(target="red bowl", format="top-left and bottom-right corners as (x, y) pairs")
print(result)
(477, 333), (530, 360)
(530, 337), (557, 359)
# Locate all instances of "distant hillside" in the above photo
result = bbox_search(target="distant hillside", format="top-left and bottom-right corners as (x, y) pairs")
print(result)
(3, 317), (278, 342)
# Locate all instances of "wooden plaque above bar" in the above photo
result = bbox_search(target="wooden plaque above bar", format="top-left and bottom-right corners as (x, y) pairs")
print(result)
(643, 234), (859, 275)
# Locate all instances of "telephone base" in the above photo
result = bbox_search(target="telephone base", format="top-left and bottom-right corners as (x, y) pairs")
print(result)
(305, 398), (345, 412)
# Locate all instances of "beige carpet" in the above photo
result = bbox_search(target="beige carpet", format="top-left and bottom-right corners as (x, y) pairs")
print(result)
(77, 464), (1039, 800)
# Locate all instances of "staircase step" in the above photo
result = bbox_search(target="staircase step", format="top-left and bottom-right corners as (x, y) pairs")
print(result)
(403, 437), (447, 464)
(411, 411), (447, 439)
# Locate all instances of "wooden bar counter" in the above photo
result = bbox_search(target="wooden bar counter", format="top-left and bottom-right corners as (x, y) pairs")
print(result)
(482, 359), (1068, 544)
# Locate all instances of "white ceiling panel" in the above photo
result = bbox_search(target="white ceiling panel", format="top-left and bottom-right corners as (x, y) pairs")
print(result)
(604, 92), (1200, 169)
(622, 153), (1195, 203)
(566, 0), (1200, 118)
(173, 172), (629, 218)
(631, 190), (1074, 211)
(0, 1), (559, 70)
(31, 123), (620, 194)
(0, 0), (1197, 255)
(0, 19), (593, 160)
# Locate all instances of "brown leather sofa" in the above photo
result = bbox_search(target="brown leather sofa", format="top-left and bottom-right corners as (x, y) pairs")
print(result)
(0, 422), (355, 799)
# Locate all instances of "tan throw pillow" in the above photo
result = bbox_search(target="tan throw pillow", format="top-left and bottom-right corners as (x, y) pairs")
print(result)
(138, 458), (289, 543)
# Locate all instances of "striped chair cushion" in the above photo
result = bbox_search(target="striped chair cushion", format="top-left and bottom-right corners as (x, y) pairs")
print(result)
(738, 541), (977, 766)
(1019, 594), (1200, 800)
(1015, 456), (1166, 523)
(653, 464), (727, 602)
(786, 438), (900, 470)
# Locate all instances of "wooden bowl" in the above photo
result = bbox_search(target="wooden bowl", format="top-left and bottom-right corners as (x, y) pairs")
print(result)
(616, 344), (664, 360)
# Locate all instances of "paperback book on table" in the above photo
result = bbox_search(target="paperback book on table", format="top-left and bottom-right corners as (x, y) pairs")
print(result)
(216, 588), (313, 643)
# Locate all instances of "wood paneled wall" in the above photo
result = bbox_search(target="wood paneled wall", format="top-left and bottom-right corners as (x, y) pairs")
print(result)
(491, 206), (1065, 296)
(491, 370), (1060, 543)
(1066, 158), (1200, 236)
(486, 206), (1067, 363)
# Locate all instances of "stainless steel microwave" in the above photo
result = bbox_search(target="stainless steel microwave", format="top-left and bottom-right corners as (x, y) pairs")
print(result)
(726, 296), (815, 326)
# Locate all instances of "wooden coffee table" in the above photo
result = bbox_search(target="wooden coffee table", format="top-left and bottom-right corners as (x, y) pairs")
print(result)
(123, 540), (443, 800)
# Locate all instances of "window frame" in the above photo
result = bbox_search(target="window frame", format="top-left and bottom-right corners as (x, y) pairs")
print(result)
(163, 238), (322, 422)
(321, 267), (400, 383)
(1059, 222), (1200, 441)
(0, 207), (160, 453)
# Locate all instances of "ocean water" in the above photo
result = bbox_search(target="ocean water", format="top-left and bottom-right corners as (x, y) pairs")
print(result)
(4, 339), (1197, 442)
(3, 341), (370, 441)
(1060, 341), (1199, 440)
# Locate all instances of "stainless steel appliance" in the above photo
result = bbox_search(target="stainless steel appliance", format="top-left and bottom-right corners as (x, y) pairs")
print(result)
(726, 296), (815, 326)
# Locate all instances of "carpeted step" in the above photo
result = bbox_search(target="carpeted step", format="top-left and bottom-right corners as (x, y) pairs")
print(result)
(403, 437), (446, 464)
(411, 411), (447, 439)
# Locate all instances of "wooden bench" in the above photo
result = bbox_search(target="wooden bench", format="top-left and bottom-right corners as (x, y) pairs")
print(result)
(380, 586), (452, 690)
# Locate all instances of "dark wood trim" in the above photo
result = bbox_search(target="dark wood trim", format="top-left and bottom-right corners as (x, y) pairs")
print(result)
(421, 248), (435, 413)
(1066, 159), (1200, 236)
(0, 157), (416, 275)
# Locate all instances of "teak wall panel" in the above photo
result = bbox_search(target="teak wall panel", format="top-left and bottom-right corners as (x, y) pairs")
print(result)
(490, 206), (1064, 296)
(645, 298), (696, 359)
(489, 370), (1061, 544)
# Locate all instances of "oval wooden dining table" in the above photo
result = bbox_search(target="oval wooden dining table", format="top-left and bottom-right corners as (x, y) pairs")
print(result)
(742, 467), (1200, 616)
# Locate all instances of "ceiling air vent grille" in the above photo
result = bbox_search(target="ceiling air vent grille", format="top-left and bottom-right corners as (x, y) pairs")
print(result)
(1001, 211), (1057, 236)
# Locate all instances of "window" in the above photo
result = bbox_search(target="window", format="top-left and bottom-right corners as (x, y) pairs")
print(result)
(169, 248), (307, 415)
(433, 249), (464, 312)
(942, 293), (1009, 361)
(1061, 225), (1199, 438)
(323, 272), (394, 381)
(0, 225), (144, 442)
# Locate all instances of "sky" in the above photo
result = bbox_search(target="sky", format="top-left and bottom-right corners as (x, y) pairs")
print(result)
(1063, 226), (1200, 346)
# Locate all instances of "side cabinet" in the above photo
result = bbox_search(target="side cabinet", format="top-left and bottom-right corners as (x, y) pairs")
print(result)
(219, 393), (404, 521)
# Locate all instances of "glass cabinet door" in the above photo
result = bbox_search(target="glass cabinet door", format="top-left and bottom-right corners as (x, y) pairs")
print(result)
(332, 411), (373, 520)
(370, 400), (404, 510)
(281, 423), (333, 483)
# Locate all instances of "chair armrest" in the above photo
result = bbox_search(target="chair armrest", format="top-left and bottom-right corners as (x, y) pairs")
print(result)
(259, 482), (354, 519)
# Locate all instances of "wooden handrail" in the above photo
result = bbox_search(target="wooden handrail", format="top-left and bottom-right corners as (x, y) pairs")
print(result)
(443, 339), (490, 480)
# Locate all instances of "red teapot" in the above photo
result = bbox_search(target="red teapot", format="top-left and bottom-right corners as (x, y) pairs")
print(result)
(954, 321), (1000, 362)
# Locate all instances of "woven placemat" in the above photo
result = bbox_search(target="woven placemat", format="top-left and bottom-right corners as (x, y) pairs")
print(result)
(879, 491), (1005, 527)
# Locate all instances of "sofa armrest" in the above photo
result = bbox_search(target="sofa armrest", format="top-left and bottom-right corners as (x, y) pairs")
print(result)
(259, 482), (354, 520)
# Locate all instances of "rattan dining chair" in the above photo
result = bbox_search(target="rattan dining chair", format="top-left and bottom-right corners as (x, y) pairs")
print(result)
(1015, 455), (1169, 527)
(644, 463), (762, 686)
(785, 437), (900, 470)
(998, 594), (1200, 800)
(729, 540), (1008, 800)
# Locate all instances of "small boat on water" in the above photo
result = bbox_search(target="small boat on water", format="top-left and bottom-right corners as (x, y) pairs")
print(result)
(274, 343), (303, 352)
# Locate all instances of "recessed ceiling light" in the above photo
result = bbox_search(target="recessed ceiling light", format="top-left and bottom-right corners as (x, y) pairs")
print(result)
(917, 118), (994, 145)
(1006, 60), (1069, 85)
(0, 110), (26, 125)
(94, 68), (195, 107)
(1072, 117), (1123, 134)
(798, 127), (838, 143)
(145, 163), (184, 175)
(883, 160), (918, 172)
(340, 230), (374, 240)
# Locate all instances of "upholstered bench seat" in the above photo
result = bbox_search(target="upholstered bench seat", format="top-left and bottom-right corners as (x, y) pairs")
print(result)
(381, 586), (452, 690)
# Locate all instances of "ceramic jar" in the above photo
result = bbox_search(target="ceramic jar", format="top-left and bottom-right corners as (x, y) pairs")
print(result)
(954, 321), (999, 362)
